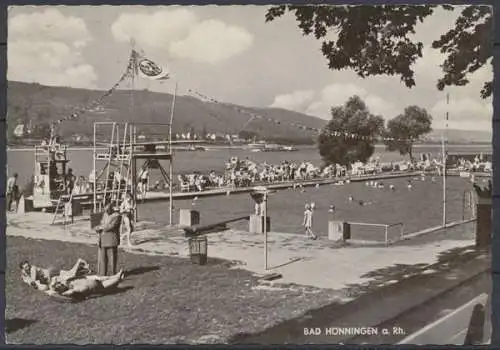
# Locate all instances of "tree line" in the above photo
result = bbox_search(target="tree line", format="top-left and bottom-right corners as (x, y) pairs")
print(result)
(318, 95), (432, 167)
(265, 4), (491, 167)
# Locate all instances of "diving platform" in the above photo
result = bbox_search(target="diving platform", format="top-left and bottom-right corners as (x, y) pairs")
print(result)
(92, 121), (174, 224)
(95, 152), (172, 161)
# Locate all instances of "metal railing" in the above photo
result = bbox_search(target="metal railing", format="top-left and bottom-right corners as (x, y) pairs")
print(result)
(463, 190), (477, 221)
(34, 144), (68, 162)
(347, 221), (404, 246)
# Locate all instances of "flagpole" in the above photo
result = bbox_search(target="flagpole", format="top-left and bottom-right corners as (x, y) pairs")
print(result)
(129, 38), (138, 221)
(442, 93), (449, 227)
(130, 38), (136, 111)
(169, 82), (178, 226)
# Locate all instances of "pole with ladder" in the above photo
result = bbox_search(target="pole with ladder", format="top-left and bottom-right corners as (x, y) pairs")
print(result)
(442, 93), (449, 227)
(169, 82), (177, 226)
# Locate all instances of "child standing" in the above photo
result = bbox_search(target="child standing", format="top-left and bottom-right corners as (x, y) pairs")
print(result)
(119, 193), (134, 247)
(303, 203), (317, 240)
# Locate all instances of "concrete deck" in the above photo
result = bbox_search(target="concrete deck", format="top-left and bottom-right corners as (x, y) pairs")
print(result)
(31, 170), (427, 208)
(7, 211), (477, 292)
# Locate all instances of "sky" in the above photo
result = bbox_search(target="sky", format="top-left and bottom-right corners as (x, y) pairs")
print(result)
(7, 5), (493, 131)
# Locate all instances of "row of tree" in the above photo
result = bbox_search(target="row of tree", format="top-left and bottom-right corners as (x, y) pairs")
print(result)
(318, 95), (433, 167)
(265, 5), (491, 99)
(265, 5), (490, 166)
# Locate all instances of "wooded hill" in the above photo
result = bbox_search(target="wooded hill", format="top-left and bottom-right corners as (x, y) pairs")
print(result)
(7, 81), (491, 145)
(7, 81), (327, 144)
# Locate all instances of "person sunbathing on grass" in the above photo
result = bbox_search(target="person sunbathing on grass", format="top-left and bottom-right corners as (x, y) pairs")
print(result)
(47, 269), (125, 299)
(20, 258), (92, 292)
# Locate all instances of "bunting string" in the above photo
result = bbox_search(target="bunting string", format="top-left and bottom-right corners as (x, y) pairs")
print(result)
(51, 52), (136, 128)
(188, 88), (419, 142)
(186, 89), (416, 143)
(48, 46), (416, 144)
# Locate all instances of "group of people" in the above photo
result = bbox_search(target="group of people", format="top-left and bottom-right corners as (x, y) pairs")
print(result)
(34, 164), (84, 197)
(19, 193), (135, 300)
(178, 157), (324, 192)
(20, 258), (125, 300)
(455, 156), (492, 173)
(175, 156), (450, 194)
(6, 172), (38, 212)
(7, 173), (20, 212)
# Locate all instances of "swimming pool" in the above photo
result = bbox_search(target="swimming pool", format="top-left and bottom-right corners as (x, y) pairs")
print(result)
(138, 176), (477, 241)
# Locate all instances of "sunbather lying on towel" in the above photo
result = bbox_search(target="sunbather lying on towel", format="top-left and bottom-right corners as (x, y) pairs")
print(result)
(47, 269), (125, 298)
(20, 258), (92, 292)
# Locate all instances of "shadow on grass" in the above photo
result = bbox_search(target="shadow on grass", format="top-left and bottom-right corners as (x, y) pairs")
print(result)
(126, 266), (160, 276)
(230, 245), (488, 344)
(5, 318), (37, 333)
(133, 237), (165, 245)
(190, 256), (239, 267)
(341, 245), (484, 298)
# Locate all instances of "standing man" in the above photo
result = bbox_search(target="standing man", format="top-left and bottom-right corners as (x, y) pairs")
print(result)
(96, 203), (121, 276)
(65, 168), (76, 195)
(6, 173), (19, 212)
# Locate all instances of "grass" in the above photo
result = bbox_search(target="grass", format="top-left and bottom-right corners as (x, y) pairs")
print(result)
(6, 236), (339, 344)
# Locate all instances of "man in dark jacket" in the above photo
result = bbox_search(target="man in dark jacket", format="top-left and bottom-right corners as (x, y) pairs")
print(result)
(97, 203), (121, 276)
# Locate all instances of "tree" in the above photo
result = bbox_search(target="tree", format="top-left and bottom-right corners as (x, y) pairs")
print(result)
(201, 124), (208, 139)
(384, 106), (433, 162)
(238, 130), (259, 141)
(318, 95), (384, 167)
(31, 122), (52, 140)
(265, 5), (492, 99)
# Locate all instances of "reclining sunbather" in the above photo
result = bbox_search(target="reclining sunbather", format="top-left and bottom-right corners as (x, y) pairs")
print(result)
(47, 269), (125, 298)
(20, 258), (91, 291)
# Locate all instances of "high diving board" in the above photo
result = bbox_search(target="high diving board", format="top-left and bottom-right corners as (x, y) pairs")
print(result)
(95, 153), (131, 161)
(133, 152), (172, 160)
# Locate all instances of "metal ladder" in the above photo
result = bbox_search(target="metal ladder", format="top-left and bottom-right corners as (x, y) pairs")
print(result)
(52, 192), (74, 226)
(100, 123), (133, 210)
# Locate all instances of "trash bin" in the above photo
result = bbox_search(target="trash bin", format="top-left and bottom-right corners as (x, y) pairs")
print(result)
(343, 222), (351, 240)
(189, 236), (208, 265)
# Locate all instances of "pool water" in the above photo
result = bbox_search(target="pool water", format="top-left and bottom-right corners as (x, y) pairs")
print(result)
(137, 176), (477, 241)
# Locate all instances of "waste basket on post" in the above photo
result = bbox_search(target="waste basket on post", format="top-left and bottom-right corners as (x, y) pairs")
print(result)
(189, 235), (208, 265)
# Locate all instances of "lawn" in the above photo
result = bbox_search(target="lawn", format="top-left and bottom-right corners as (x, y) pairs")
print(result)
(6, 236), (339, 344)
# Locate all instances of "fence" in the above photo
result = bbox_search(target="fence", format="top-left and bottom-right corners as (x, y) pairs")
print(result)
(347, 221), (404, 245)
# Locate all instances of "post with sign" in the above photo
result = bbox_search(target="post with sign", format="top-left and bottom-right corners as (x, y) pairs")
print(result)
(250, 186), (272, 270)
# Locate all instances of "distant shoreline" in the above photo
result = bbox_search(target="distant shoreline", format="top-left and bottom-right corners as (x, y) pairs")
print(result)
(6, 143), (492, 152)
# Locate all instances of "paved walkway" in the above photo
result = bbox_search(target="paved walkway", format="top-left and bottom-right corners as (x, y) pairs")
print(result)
(7, 212), (477, 292)
(231, 256), (490, 344)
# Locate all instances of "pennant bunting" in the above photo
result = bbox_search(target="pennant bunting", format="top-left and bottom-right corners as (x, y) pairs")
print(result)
(50, 51), (135, 129)
(46, 47), (421, 145)
(186, 87), (423, 143)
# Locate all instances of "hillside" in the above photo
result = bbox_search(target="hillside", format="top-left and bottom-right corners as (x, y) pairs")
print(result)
(7, 81), (492, 145)
(7, 81), (327, 144)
